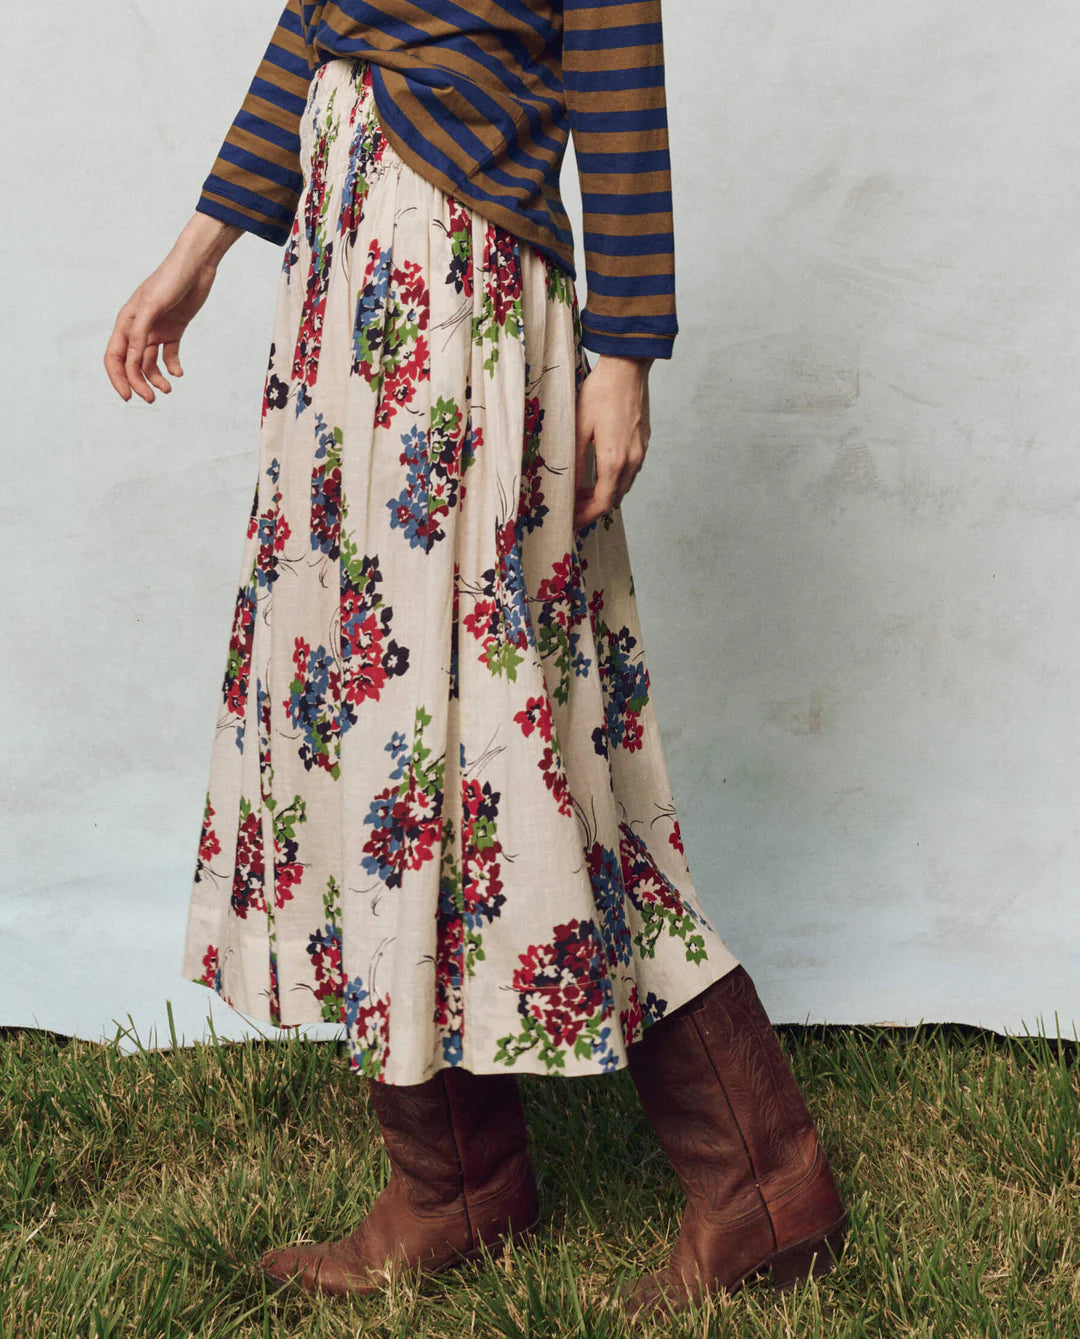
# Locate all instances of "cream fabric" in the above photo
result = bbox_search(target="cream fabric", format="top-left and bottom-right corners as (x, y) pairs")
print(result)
(181, 57), (738, 1085)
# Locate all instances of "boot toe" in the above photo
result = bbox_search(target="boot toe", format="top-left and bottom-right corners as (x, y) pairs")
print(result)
(260, 1241), (386, 1297)
(614, 1272), (659, 1323)
(617, 1268), (696, 1323)
(260, 1243), (321, 1290)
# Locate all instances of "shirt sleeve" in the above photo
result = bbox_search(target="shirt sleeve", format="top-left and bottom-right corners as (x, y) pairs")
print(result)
(562, 0), (678, 360)
(195, 0), (316, 247)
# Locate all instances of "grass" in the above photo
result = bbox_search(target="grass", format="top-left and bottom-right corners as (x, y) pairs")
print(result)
(1, 1008), (1078, 1338)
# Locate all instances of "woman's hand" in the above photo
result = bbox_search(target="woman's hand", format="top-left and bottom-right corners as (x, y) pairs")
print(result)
(104, 214), (244, 404)
(573, 352), (653, 529)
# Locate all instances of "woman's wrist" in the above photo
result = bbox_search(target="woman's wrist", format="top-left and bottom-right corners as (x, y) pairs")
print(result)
(173, 211), (245, 269)
(594, 352), (654, 377)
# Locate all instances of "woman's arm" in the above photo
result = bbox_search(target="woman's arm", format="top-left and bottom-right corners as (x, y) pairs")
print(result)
(103, 214), (244, 403)
(573, 352), (652, 529)
(562, 0), (678, 362)
(104, 3), (316, 403)
(564, 0), (673, 527)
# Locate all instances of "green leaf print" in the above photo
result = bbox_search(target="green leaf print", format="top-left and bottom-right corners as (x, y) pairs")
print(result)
(481, 639), (524, 681)
(471, 813), (498, 853)
(634, 907), (709, 965)
(544, 260), (573, 307)
(536, 621), (573, 704)
(494, 1014), (569, 1073)
(273, 794), (307, 846)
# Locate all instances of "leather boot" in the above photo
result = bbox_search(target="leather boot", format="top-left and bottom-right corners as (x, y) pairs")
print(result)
(260, 1066), (540, 1296)
(620, 964), (848, 1319)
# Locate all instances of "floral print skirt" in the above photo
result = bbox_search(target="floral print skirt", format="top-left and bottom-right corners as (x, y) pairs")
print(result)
(181, 55), (740, 1085)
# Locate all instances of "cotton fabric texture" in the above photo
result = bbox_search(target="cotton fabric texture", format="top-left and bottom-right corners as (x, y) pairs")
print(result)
(182, 57), (738, 1086)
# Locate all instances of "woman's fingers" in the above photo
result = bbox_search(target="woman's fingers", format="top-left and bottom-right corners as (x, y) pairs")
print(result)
(576, 435), (622, 528)
(105, 240), (210, 404)
(162, 339), (184, 378)
(573, 389), (597, 527)
(142, 341), (173, 395)
(124, 316), (157, 403)
(572, 354), (653, 528)
(574, 406), (619, 529)
(103, 321), (135, 400)
(574, 417), (647, 529)
(108, 306), (179, 404)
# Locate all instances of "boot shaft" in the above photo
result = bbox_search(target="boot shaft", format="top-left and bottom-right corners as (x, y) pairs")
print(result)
(368, 1067), (536, 1233)
(686, 966), (820, 1194)
(628, 967), (844, 1233)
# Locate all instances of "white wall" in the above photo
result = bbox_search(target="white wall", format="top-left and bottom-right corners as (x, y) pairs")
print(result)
(3, 1), (1077, 1052)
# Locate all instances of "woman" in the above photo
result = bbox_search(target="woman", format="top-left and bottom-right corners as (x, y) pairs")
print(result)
(104, 0), (848, 1318)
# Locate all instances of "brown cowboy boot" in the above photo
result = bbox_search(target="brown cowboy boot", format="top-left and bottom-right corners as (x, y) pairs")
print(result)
(620, 965), (848, 1319)
(260, 1065), (540, 1296)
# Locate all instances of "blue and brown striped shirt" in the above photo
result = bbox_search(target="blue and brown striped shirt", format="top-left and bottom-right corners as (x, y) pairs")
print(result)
(195, 0), (679, 359)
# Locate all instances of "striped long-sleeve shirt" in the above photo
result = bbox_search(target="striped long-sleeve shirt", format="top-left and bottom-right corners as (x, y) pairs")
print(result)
(195, 1), (678, 359)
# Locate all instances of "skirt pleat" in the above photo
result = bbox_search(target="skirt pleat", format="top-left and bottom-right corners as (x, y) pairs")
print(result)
(182, 56), (739, 1084)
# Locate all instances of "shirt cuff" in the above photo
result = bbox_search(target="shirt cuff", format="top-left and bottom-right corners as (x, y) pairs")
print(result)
(579, 321), (676, 360)
(195, 192), (292, 248)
